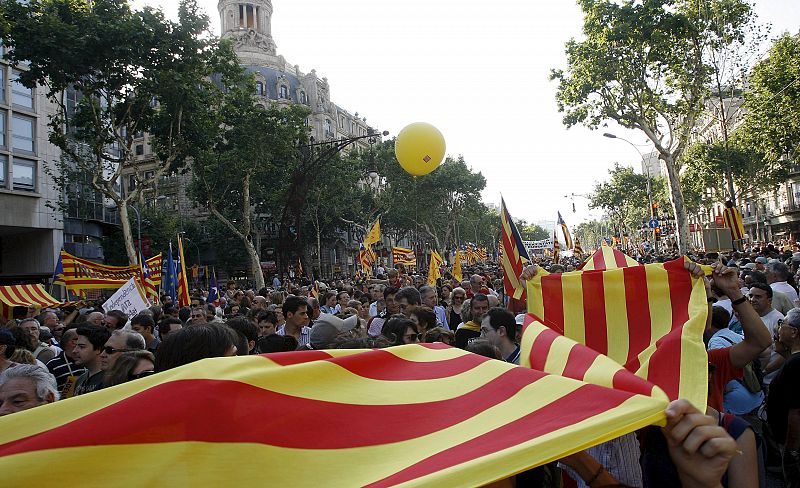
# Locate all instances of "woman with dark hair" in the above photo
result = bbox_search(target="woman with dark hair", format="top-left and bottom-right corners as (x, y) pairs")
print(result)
(105, 350), (155, 387)
(0, 329), (18, 373)
(409, 306), (437, 337)
(381, 317), (419, 346)
(320, 292), (337, 314)
(154, 323), (238, 372)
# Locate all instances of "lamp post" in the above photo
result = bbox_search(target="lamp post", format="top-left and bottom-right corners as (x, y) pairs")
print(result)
(603, 133), (657, 253)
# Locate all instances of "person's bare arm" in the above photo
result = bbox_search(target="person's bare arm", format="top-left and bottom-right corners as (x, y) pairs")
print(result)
(687, 262), (772, 368)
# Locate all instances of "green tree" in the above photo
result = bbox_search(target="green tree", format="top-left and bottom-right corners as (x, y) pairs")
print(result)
(589, 164), (668, 235)
(189, 74), (309, 290)
(680, 138), (785, 208)
(516, 220), (549, 241)
(550, 0), (754, 253)
(379, 153), (488, 252)
(1, 0), (238, 264)
(738, 33), (800, 164)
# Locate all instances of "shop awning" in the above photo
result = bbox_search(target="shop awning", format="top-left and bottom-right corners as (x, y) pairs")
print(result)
(0, 284), (62, 319)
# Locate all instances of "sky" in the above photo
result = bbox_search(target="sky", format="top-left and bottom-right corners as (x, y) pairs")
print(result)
(134, 0), (800, 229)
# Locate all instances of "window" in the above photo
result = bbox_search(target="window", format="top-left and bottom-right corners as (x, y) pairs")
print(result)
(144, 170), (154, 182)
(255, 81), (265, 96)
(279, 85), (288, 99)
(128, 175), (136, 192)
(12, 114), (34, 153)
(0, 154), (6, 187)
(0, 69), (5, 103)
(0, 111), (5, 147)
(11, 71), (33, 109)
(299, 91), (307, 104)
(12, 157), (35, 191)
(135, 144), (144, 156)
(339, 116), (345, 128)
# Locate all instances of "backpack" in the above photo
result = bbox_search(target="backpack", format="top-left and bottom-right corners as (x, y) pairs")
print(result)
(718, 335), (764, 393)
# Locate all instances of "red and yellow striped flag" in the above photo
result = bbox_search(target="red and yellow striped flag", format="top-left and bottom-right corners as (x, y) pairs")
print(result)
(525, 257), (708, 407)
(0, 344), (680, 486)
(176, 236), (191, 307)
(579, 244), (640, 271)
(723, 204), (745, 241)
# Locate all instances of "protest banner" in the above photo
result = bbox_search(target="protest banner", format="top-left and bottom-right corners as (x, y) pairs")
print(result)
(102, 277), (149, 317)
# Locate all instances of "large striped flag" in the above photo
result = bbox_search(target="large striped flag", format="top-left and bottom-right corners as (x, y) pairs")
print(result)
(499, 198), (530, 302)
(580, 244), (640, 271)
(524, 256), (708, 408)
(0, 344), (684, 486)
(557, 211), (573, 250)
(723, 202), (745, 241)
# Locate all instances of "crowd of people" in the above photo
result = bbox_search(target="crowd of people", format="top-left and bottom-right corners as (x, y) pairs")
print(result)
(0, 246), (798, 487)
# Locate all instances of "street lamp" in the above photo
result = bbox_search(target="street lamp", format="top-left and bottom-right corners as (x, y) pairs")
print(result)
(603, 132), (657, 252)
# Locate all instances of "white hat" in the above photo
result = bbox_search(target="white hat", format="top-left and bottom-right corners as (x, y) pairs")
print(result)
(309, 313), (359, 349)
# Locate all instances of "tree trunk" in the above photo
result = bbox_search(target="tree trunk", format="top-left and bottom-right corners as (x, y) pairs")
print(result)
(245, 240), (264, 290)
(663, 154), (690, 254)
(117, 200), (139, 265)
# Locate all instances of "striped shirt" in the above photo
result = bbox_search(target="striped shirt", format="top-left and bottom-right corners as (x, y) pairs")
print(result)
(46, 351), (86, 389)
(276, 325), (311, 347)
(561, 433), (642, 488)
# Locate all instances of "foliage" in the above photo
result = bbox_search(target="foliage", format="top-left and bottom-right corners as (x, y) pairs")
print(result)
(739, 33), (800, 163)
(188, 69), (310, 289)
(589, 164), (668, 234)
(516, 221), (549, 241)
(680, 138), (785, 207)
(550, 0), (755, 252)
(0, 0), (240, 264)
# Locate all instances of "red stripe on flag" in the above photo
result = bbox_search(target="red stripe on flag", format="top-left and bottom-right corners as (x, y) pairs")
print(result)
(0, 368), (548, 456)
(611, 369), (656, 398)
(644, 258), (693, 399)
(264, 350), (334, 366)
(366, 384), (634, 487)
(622, 266), (651, 372)
(561, 342), (601, 381)
(326, 350), (492, 381)
(582, 271), (608, 355)
(592, 249), (605, 269)
(613, 249), (629, 268)
(541, 276), (565, 334)
(528, 326), (561, 371)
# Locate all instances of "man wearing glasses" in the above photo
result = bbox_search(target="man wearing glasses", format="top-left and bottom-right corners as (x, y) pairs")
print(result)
(72, 325), (111, 397)
(99, 330), (146, 373)
(767, 309), (800, 487)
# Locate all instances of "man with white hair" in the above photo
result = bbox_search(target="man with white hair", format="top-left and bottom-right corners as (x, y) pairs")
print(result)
(766, 261), (799, 304)
(0, 364), (59, 416)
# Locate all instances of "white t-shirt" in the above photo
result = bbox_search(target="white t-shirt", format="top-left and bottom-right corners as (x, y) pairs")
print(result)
(760, 308), (784, 334)
(771, 281), (798, 304)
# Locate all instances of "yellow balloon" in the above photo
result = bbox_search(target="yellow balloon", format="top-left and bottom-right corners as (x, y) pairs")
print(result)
(394, 122), (446, 177)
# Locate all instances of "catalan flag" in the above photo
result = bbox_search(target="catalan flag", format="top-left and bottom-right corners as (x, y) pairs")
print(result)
(363, 218), (381, 247)
(141, 253), (162, 303)
(427, 250), (443, 286)
(723, 201), (745, 241)
(176, 236), (191, 307)
(525, 256), (708, 408)
(391, 246), (417, 267)
(553, 229), (561, 264)
(580, 244), (640, 271)
(358, 244), (373, 277)
(0, 344), (686, 486)
(573, 238), (584, 258)
(499, 198), (530, 302)
(557, 211), (573, 250)
(54, 250), (143, 291)
(452, 248), (463, 282)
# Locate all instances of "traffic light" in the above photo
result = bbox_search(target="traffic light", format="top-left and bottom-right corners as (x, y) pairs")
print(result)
(651, 202), (659, 219)
(655, 227), (662, 239)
